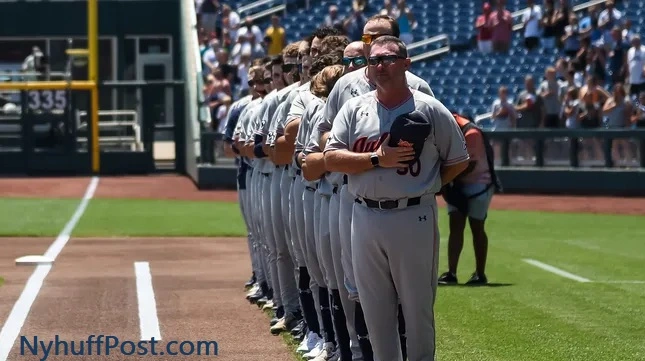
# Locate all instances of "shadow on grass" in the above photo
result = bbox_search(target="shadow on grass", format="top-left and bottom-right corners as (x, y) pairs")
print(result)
(439, 282), (515, 288)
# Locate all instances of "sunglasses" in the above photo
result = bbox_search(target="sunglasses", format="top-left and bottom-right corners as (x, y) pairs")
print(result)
(361, 33), (387, 44)
(282, 63), (297, 73)
(263, 77), (272, 84)
(342, 56), (367, 67)
(367, 55), (406, 66)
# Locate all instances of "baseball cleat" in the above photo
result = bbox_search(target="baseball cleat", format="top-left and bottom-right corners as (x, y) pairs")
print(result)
(244, 273), (256, 288)
(246, 284), (259, 299)
(302, 339), (324, 359)
(297, 331), (321, 353)
(270, 316), (281, 326)
(438, 271), (458, 285)
(270, 312), (299, 335)
(465, 272), (488, 286)
(248, 290), (264, 304)
(290, 319), (306, 336)
(256, 296), (270, 308)
(262, 300), (275, 310)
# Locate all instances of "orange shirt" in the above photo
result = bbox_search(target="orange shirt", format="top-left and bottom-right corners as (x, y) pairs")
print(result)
(454, 116), (491, 185)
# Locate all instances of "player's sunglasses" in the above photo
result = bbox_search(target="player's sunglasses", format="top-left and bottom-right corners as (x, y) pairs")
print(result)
(367, 55), (406, 66)
(361, 33), (387, 44)
(342, 56), (367, 67)
(248, 79), (264, 87)
(282, 63), (297, 73)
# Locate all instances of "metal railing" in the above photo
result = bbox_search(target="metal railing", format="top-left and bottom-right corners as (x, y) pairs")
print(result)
(250, 4), (286, 22)
(238, 0), (280, 14)
(409, 34), (450, 63)
(512, 0), (608, 31)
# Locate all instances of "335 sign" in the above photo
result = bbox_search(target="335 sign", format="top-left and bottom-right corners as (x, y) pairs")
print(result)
(25, 90), (68, 111)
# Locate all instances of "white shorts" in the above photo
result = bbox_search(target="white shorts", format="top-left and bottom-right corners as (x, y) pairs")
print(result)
(447, 183), (494, 221)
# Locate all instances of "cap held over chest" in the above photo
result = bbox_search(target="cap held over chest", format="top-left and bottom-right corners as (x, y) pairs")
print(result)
(388, 110), (432, 165)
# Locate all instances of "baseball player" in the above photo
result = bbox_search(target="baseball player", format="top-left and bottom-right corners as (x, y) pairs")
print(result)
(316, 15), (435, 361)
(275, 27), (344, 359)
(301, 39), (366, 361)
(233, 65), (271, 304)
(249, 56), (289, 314)
(291, 52), (347, 361)
(223, 90), (254, 289)
(256, 44), (305, 335)
(273, 38), (326, 354)
(324, 35), (470, 361)
(438, 113), (501, 286)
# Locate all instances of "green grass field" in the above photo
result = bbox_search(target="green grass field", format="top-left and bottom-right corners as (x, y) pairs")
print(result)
(1, 196), (643, 360)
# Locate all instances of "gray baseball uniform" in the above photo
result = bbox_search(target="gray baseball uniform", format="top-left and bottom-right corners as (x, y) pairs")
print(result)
(255, 88), (284, 308)
(320, 67), (435, 302)
(295, 97), (326, 289)
(289, 82), (326, 334)
(265, 83), (301, 316)
(303, 109), (338, 290)
(324, 90), (469, 361)
(235, 98), (267, 287)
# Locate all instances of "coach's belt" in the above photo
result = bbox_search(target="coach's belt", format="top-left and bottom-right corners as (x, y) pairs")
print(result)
(262, 172), (271, 177)
(355, 196), (421, 210)
(333, 186), (339, 194)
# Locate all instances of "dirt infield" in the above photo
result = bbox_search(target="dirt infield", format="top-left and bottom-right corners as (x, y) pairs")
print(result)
(0, 175), (643, 215)
(0, 237), (294, 361)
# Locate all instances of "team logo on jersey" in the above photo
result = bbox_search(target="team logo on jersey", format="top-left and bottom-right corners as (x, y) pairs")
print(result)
(350, 88), (360, 97)
(352, 133), (389, 153)
(360, 110), (369, 117)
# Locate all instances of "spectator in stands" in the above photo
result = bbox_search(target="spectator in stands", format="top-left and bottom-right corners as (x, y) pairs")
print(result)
(561, 13), (580, 58)
(390, 0), (417, 44)
(231, 33), (266, 66)
(490, 0), (513, 53)
(562, 86), (582, 128)
(540, 0), (557, 49)
(343, 7), (368, 42)
(539, 67), (566, 128)
(221, 4), (241, 41)
(607, 26), (629, 87)
(202, 39), (221, 76)
(475, 2), (494, 53)
(578, 5), (601, 44)
(587, 44), (607, 86)
(579, 74), (610, 128)
(491, 85), (516, 129)
(631, 92), (645, 128)
(265, 15), (286, 56)
(553, 0), (570, 49)
(237, 17), (264, 45)
(622, 19), (634, 43)
(236, 51), (253, 97)
(198, 0), (220, 34)
(626, 35), (645, 97)
(521, 0), (542, 51)
(324, 5), (344, 29)
(598, 0), (622, 49)
(515, 75), (543, 128)
(602, 83), (634, 163)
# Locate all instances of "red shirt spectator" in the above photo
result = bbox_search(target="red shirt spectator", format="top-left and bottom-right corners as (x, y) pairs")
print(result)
(490, 2), (513, 53)
(475, 2), (493, 53)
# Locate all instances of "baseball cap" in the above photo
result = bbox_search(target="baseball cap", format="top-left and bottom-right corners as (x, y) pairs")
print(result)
(388, 110), (432, 165)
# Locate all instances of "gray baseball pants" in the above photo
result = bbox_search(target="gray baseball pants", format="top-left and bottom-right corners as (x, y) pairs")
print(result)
(352, 198), (440, 361)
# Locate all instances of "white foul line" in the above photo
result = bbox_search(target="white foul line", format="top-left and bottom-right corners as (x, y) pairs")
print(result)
(0, 176), (99, 361)
(523, 259), (592, 283)
(134, 262), (162, 341)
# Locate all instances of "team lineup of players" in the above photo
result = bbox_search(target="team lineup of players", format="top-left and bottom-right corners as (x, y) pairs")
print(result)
(224, 13), (495, 361)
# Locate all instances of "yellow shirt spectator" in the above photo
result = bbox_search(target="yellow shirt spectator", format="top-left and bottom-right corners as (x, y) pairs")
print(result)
(265, 15), (286, 56)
